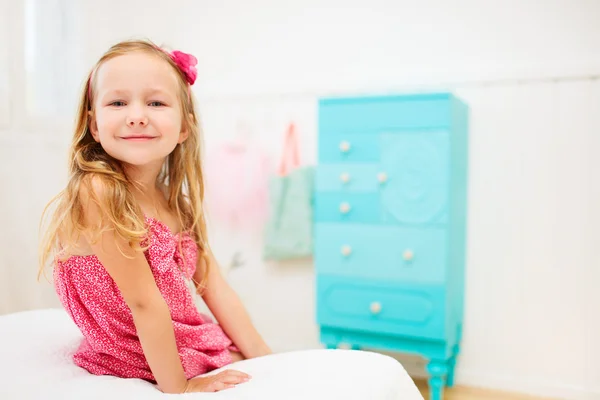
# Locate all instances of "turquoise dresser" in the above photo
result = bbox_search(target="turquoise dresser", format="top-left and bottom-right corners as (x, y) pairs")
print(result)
(314, 92), (469, 400)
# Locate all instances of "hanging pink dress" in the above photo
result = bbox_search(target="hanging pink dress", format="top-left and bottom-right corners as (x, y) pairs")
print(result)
(53, 216), (237, 382)
(203, 141), (271, 229)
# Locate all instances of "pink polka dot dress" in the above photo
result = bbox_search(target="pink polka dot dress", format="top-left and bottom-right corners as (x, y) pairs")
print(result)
(53, 216), (236, 382)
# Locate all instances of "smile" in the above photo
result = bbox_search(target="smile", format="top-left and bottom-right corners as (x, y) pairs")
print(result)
(120, 136), (157, 141)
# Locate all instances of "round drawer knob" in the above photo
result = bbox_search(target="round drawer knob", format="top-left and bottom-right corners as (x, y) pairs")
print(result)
(377, 172), (388, 183)
(370, 302), (382, 315)
(403, 249), (414, 261)
(339, 141), (351, 152)
(341, 245), (352, 256)
(340, 172), (351, 183)
(339, 202), (351, 213)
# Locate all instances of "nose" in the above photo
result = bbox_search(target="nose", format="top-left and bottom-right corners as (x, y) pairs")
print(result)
(125, 105), (148, 127)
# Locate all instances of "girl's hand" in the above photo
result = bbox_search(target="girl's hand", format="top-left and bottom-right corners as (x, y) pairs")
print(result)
(183, 370), (251, 393)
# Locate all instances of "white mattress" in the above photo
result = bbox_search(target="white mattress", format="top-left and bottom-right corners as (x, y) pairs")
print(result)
(0, 308), (423, 400)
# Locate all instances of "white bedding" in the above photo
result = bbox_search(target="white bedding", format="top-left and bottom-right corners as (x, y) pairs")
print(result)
(0, 308), (423, 400)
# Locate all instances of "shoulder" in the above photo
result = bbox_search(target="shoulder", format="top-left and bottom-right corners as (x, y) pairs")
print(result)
(55, 176), (115, 256)
(77, 174), (128, 233)
(78, 174), (128, 220)
(79, 174), (111, 205)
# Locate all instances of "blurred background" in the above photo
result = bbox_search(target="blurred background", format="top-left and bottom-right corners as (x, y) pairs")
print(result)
(0, 1), (599, 399)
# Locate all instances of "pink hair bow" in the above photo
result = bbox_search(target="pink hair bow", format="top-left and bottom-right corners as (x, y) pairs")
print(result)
(170, 50), (198, 86)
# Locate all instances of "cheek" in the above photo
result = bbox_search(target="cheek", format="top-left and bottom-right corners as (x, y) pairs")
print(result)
(156, 111), (182, 137)
(95, 111), (120, 136)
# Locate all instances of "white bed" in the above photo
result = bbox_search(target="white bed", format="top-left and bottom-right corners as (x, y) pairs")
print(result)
(0, 308), (423, 400)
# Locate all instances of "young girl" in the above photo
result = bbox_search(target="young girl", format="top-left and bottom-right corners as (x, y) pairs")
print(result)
(38, 39), (272, 394)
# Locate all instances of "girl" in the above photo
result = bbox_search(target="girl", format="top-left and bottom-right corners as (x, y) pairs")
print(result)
(38, 39), (272, 394)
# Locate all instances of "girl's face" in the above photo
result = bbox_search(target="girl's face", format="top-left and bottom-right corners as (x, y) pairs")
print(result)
(90, 51), (188, 168)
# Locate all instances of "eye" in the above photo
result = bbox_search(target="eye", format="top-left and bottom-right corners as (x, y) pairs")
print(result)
(149, 101), (165, 107)
(109, 101), (126, 107)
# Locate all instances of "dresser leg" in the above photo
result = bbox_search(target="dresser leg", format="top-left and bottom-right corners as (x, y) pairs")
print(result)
(446, 344), (459, 388)
(426, 360), (448, 400)
(446, 355), (456, 388)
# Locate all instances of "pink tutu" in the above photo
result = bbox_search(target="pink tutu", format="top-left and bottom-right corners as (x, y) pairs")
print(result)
(204, 141), (271, 229)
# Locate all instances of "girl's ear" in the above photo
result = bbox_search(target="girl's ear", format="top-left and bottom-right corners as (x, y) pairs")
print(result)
(178, 113), (192, 144)
(88, 111), (100, 142)
(178, 129), (189, 144)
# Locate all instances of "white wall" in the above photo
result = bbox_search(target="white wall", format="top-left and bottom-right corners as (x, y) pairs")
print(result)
(81, 0), (600, 97)
(1, 1), (599, 399)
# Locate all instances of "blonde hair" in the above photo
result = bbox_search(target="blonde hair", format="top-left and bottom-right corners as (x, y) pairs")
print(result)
(38, 39), (210, 292)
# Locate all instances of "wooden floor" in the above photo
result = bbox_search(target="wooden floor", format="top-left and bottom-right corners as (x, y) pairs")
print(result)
(414, 379), (557, 400)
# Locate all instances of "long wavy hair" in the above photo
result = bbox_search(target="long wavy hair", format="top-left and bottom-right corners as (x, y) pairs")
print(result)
(38, 39), (210, 292)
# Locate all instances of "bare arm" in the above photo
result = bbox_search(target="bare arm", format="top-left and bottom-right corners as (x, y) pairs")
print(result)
(195, 249), (272, 359)
(80, 181), (187, 394)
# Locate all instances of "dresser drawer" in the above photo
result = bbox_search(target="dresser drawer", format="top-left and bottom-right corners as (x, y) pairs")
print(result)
(315, 164), (383, 192)
(314, 193), (381, 224)
(318, 134), (380, 163)
(313, 192), (446, 225)
(314, 223), (447, 284)
(316, 275), (446, 340)
(319, 93), (452, 133)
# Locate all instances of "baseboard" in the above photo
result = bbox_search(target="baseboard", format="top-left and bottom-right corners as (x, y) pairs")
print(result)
(456, 370), (599, 400)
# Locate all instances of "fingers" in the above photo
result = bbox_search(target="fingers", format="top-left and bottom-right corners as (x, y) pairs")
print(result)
(218, 374), (249, 385)
(210, 369), (251, 392)
(211, 381), (236, 392)
(217, 369), (252, 380)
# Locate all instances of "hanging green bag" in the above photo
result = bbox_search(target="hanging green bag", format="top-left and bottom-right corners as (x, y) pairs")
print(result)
(263, 123), (315, 260)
